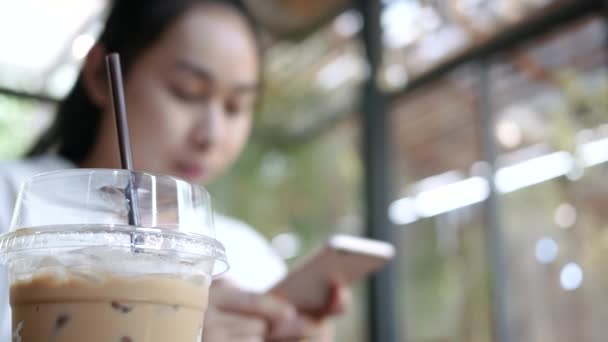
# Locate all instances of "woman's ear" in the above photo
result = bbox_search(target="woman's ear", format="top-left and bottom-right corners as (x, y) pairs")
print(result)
(82, 44), (109, 109)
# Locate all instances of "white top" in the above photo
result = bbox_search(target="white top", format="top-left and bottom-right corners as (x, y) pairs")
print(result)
(0, 155), (286, 340)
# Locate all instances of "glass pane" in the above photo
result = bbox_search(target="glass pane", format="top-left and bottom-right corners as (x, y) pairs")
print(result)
(390, 65), (492, 342)
(380, 0), (563, 91)
(492, 16), (608, 342)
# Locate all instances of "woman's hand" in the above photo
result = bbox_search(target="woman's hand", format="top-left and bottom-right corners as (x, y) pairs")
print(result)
(203, 279), (351, 341)
(316, 278), (351, 318)
(269, 279), (351, 342)
(203, 280), (315, 341)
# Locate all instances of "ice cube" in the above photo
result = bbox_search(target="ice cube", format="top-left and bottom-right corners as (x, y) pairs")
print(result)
(98, 186), (130, 217)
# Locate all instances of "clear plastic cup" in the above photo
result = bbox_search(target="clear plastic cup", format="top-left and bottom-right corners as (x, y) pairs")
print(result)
(0, 169), (228, 342)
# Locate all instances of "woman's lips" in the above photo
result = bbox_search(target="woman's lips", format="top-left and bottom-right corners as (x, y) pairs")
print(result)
(174, 161), (207, 180)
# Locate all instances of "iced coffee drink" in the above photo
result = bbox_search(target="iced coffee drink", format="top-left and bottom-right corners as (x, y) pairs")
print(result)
(0, 170), (228, 342)
(11, 270), (209, 341)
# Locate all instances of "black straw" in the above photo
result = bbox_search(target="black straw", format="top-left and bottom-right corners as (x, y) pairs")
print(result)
(105, 53), (141, 227)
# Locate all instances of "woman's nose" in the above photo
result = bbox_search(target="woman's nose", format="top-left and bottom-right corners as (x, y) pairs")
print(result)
(191, 101), (225, 150)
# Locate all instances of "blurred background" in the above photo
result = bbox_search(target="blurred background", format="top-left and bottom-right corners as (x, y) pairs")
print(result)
(1, 0), (607, 341)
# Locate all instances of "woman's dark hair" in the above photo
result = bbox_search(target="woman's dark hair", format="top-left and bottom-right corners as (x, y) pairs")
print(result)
(28, 0), (260, 164)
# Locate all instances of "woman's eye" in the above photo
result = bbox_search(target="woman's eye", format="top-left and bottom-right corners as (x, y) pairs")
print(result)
(225, 97), (255, 117)
(171, 82), (210, 102)
(225, 98), (241, 116)
(226, 95), (256, 117)
(173, 89), (196, 101)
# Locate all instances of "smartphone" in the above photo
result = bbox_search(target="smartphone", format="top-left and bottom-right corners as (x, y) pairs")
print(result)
(269, 234), (395, 315)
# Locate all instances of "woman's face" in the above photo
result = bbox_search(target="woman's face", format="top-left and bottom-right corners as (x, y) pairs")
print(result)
(113, 4), (259, 184)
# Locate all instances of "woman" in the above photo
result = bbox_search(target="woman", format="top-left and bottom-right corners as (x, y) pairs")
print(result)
(0, 0), (346, 340)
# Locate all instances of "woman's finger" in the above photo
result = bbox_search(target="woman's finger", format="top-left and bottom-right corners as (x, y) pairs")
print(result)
(203, 303), (268, 341)
(312, 279), (350, 318)
(210, 280), (297, 326)
(267, 314), (319, 341)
